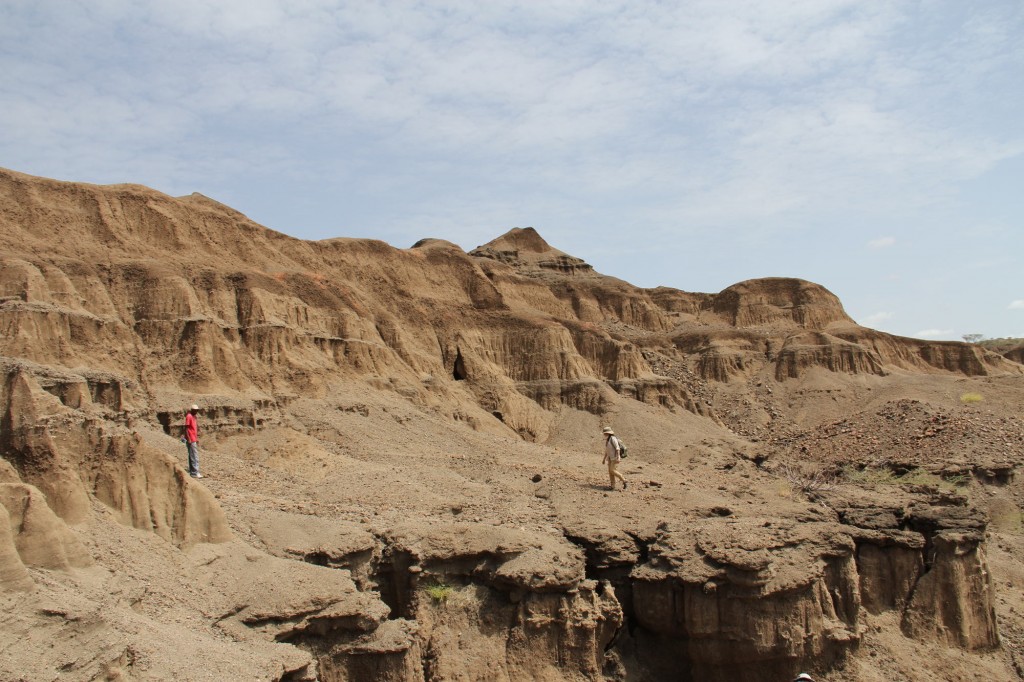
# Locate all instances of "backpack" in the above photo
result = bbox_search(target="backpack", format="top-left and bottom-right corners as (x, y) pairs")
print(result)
(609, 435), (628, 458)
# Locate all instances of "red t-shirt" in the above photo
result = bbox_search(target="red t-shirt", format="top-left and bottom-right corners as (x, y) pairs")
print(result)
(185, 413), (198, 443)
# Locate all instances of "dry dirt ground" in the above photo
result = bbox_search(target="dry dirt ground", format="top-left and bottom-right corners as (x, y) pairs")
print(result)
(9, 355), (1020, 681)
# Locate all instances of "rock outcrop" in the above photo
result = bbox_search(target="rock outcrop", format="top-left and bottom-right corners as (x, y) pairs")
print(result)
(623, 519), (860, 681)
(711, 278), (854, 329)
(0, 364), (230, 552)
(372, 522), (622, 682)
(993, 343), (1024, 365)
(833, 500), (1002, 650)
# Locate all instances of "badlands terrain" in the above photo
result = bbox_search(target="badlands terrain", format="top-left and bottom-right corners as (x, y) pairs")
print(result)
(1, 166), (1024, 681)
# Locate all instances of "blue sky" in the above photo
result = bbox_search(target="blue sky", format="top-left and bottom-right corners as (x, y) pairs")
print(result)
(2, 1), (1022, 341)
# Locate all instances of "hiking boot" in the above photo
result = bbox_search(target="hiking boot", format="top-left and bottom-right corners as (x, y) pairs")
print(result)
(622, 481), (627, 490)
(191, 473), (204, 479)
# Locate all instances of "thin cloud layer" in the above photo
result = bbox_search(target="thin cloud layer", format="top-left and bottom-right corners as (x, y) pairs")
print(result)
(868, 237), (896, 249)
(859, 312), (894, 328)
(915, 329), (955, 339)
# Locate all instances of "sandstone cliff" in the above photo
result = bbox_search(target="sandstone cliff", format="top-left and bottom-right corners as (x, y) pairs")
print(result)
(2, 167), (1023, 681)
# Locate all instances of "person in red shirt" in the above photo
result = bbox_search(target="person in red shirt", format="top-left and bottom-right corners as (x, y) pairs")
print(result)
(184, 404), (202, 479)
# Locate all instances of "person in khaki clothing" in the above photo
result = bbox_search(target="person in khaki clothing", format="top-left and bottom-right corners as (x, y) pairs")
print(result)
(601, 426), (627, 491)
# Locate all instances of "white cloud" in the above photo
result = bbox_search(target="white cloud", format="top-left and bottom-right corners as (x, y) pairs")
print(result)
(859, 312), (893, 328)
(4, 0), (1020, 205)
(915, 329), (955, 339)
(1010, 300), (1024, 310)
(868, 237), (895, 249)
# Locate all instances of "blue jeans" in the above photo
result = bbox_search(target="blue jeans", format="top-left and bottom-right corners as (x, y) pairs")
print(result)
(186, 441), (200, 476)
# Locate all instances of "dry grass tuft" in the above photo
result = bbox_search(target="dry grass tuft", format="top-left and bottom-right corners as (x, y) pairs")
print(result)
(780, 463), (836, 494)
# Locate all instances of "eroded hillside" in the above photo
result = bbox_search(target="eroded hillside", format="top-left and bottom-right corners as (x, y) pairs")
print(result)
(2, 167), (1024, 681)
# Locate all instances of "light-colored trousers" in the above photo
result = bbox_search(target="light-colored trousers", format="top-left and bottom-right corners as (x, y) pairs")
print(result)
(186, 441), (200, 476)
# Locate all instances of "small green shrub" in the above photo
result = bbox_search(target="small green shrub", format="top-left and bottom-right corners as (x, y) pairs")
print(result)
(423, 581), (454, 603)
(941, 473), (970, 488)
(960, 392), (984, 404)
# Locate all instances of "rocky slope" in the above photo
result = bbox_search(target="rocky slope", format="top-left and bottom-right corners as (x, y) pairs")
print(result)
(2, 166), (1024, 681)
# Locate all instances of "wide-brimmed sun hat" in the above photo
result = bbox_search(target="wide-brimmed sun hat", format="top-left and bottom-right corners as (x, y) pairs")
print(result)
(190, 404), (199, 410)
(794, 674), (814, 682)
(602, 426), (614, 434)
